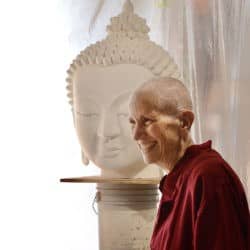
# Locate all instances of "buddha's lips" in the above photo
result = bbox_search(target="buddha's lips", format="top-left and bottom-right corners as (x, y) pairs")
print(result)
(101, 147), (125, 158)
(107, 147), (123, 151)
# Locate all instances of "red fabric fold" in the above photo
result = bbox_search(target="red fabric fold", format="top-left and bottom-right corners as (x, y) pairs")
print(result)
(150, 141), (250, 250)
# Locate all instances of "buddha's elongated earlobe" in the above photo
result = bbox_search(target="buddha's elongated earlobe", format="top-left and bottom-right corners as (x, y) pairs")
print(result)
(81, 151), (89, 165)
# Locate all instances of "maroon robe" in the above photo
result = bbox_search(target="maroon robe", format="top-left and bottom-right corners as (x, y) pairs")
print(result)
(150, 141), (250, 250)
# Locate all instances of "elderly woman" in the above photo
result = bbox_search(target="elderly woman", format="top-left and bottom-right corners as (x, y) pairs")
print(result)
(128, 77), (250, 250)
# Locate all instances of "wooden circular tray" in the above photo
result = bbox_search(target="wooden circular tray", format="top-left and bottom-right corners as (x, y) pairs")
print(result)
(60, 175), (161, 184)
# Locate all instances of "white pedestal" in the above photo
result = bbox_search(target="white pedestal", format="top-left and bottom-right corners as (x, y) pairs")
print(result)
(97, 183), (159, 250)
(61, 176), (160, 250)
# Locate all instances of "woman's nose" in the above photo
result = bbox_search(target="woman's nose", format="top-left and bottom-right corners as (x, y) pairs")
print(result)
(97, 112), (121, 140)
(133, 124), (144, 141)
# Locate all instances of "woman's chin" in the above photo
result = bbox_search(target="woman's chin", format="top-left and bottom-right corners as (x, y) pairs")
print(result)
(142, 154), (157, 165)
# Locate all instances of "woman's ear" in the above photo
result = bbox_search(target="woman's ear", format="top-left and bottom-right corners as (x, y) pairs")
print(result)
(179, 110), (194, 130)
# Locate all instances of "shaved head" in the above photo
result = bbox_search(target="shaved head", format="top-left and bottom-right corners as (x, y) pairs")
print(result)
(130, 77), (193, 117)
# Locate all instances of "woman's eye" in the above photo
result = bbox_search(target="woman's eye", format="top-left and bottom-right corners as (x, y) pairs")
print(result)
(129, 118), (135, 126)
(144, 119), (154, 126)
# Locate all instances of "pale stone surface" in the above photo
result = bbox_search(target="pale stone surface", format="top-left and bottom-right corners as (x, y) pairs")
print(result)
(66, 0), (180, 178)
(97, 183), (159, 250)
(63, 2), (179, 250)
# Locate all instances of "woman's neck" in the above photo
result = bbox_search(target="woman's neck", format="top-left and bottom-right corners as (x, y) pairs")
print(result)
(159, 134), (193, 172)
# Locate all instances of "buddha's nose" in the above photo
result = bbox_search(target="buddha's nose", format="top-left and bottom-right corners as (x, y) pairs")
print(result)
(97, 112), (121, 140)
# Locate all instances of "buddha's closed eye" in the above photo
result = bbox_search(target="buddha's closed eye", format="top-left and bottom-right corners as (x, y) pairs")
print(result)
(76, 111), (99, 118)
(118, 112), (129, 118)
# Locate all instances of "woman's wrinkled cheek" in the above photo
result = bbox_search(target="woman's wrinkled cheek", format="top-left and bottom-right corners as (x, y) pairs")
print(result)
(162, 126), (181, 159)
(157, 128), (171, 161)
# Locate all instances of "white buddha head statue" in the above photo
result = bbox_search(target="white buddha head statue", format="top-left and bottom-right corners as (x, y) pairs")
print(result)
(66, 0), (181, 177)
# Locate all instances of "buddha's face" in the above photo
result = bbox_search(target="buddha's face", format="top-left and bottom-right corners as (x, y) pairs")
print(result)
(73, 64), (154, 170)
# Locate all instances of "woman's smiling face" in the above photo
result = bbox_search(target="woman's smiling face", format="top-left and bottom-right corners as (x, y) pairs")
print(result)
(129, 92), (182, 167)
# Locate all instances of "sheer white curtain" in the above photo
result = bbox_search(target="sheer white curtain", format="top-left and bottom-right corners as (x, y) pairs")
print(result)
(61, 0), (250, 200)
(147, 0), (250, 200)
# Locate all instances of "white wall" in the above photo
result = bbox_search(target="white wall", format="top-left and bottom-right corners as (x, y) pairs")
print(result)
(0, 1), (100, 249)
